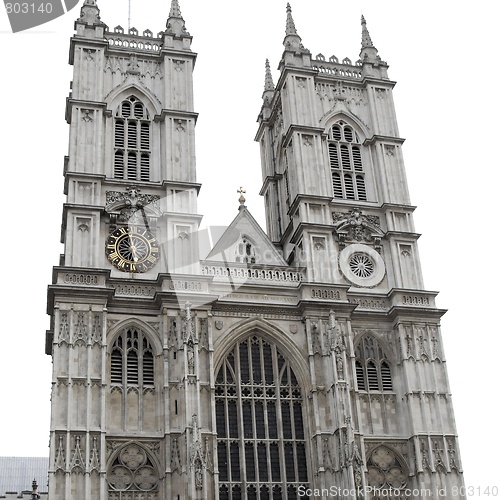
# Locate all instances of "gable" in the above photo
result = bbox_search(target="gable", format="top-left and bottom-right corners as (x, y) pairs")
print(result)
(205, 208), (287, 266)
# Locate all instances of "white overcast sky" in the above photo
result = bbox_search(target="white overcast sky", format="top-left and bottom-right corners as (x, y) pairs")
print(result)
(0, 0), (498, 492)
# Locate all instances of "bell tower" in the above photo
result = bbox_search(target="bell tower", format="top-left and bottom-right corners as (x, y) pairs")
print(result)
(257, 7), (418, 291)
(46, 1), (210, 499)
(255, 5), (466, 498)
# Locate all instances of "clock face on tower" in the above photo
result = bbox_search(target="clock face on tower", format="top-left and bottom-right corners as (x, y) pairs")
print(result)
(105, 226), (159, 272)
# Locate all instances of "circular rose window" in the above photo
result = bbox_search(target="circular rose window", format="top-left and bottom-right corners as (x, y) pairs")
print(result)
(339, 244), (385, 287)
(349, 253), (375, 278)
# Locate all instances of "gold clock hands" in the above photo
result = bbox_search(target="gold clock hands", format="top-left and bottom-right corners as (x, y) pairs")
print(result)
(129, 239), (139, 262)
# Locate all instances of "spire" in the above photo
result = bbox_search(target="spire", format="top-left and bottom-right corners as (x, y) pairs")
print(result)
(264, 59), (275, 91)
(285, 3), (298, 36)
(169, 0), (182, 18)
(166, 0), (189, 36)
(359, 15), (379, 64)
(282, 4), (309, 58)
(361, 15), (375, 49)
(262, 59), (275, 105)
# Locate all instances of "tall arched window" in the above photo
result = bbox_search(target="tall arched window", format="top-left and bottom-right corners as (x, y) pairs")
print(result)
(109, 328), (156, 432)
(114, 97), (151, 181)
(355, 335), (393, 392)
(110, 328), (154, 388)
(216, 336), (308, 499)
(328, 121), (367, 201)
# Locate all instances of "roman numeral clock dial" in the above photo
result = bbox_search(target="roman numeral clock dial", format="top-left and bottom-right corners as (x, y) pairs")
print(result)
(105, 226), (159, 272)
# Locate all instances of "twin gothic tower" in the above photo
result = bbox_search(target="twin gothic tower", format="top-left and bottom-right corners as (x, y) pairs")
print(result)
(46, 1), (465, 499)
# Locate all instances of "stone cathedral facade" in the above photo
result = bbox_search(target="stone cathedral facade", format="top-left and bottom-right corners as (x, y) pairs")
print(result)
(45, 1), (465, 499)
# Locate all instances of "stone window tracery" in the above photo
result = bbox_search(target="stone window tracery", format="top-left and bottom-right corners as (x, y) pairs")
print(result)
(110, 328), (155, 388)
(355, 336), (392, 392)
(349, 253), (375, 278)
(215, 336), (309, 499)
(367, 446), (408, 494)
(108, 327), (157, 432)
(235, 236), (257, 264)
(328, 121), (367, 201)
(114, 96), (151, 181)
(108, 443), (159, 500)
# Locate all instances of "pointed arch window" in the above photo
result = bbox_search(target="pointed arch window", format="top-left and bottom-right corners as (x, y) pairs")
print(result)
(114, 97), (151, 181)
(110, 328), (155, 388)
(355, 335), (393, 392)
(328, 121), (367, 201)
(108, 327), (157, 433)
(216, 336), (309, 499)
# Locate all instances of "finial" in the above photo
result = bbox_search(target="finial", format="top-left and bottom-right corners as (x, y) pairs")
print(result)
(285, 3), (298, 36)
(359, 14), (380, 64)
(166, 0), (189, 36)
(169, 0), (182, 18)
(282, 3), (308, 54)
(264, 59), (275, 92)
(237, 187), (246, 210)
(361, 14), (375, 49)
(31, 479), (39, 500)
(77, 0), (103, 26)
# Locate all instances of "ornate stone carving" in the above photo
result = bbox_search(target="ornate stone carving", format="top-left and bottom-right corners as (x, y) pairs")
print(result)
(69, 435), (85, 473)
(204, 437), (213, 474)
(89, 436), (100, 472)
(126, 53), (141, 75)
(385, 144), (395, 156)
(58, 312), (70, 345)
(171, 436), (182, 473)
(106, 187), (161, 226)
(405, 329), (414, 359)
(168, 317), (179, 349)
(447, 439), (458, 470)
(367, 445), (408, 491)
(332, 208), (383, 251)
(322, 435), (334, 471)
(199, 318), (209, 351)
(108, 443), (159, 494)
(311, 321), (322, 354)
(182, 302), (196, 343)
(73, 312), (88, 345)
(420, 439), (431, 471)
(90, 313), (102, 344)
(54, 434), (65, 472)
(433, 438), (445, 471)
(81, 109), (93, 122)
(187, 343), (195, 376)
(190, 415), (205, 490)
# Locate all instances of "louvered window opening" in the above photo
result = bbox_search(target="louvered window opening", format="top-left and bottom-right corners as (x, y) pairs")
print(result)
(110, 329), (155, 388)
(114, 97), (151, 181)
(216, 336), (308, 499)
(355, 336), (393, 392)
(328, 121), (367, 201)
